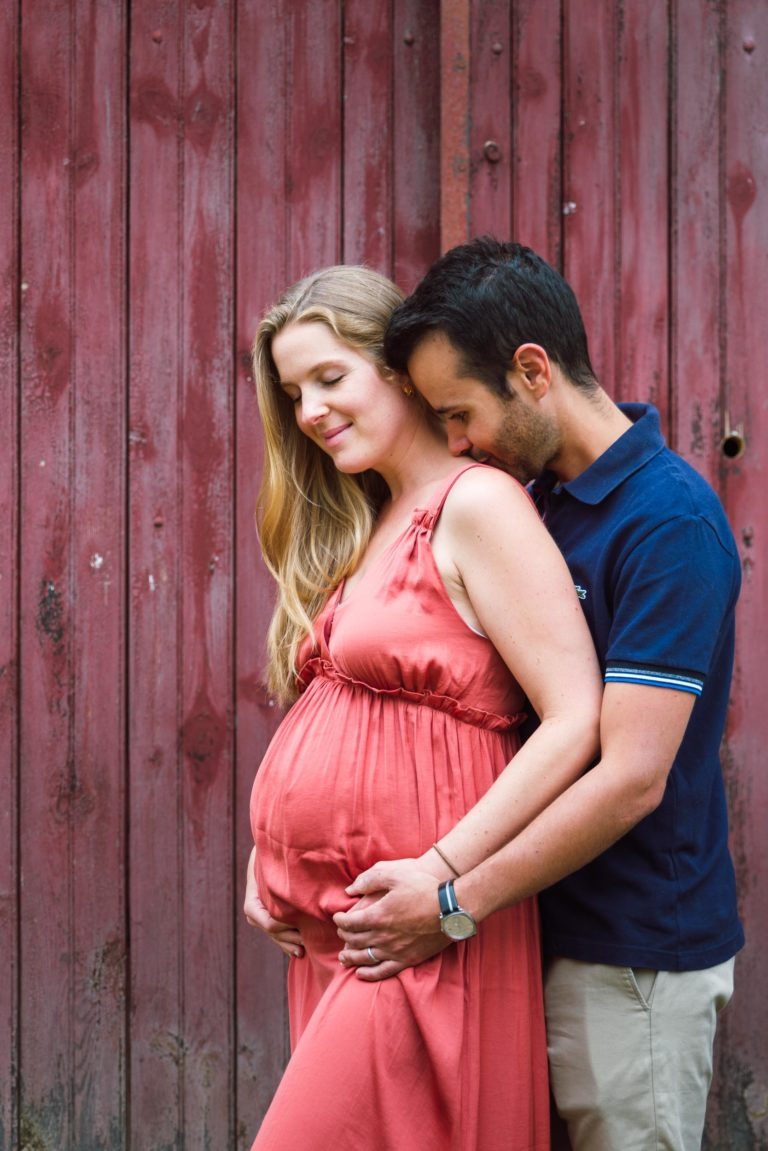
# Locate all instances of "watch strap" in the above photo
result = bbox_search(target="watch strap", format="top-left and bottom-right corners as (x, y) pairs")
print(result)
(438, 879), (459, 916)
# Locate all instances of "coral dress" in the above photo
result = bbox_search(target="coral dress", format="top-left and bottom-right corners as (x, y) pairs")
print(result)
(250, 465), (550, 1150)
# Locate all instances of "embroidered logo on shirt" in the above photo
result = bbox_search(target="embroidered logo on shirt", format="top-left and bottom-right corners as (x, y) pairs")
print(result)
(574, 584), (587, 600)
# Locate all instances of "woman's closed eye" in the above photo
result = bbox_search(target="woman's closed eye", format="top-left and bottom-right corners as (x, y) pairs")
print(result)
(282, 377), (342, 405)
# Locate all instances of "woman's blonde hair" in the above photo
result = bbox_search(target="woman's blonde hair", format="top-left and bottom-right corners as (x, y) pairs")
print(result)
(253, 265), (405, 703)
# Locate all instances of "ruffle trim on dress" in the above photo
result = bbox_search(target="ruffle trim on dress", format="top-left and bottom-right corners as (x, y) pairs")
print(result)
(296, 656), (526, 733)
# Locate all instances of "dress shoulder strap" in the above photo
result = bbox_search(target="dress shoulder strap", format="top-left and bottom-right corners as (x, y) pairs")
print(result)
(421, 462), (487, 532)
(432, 462), (486, 514)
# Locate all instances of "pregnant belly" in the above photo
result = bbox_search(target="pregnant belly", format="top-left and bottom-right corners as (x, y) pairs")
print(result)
(251, 675), (516, 876)
(251, 678), (427, 865)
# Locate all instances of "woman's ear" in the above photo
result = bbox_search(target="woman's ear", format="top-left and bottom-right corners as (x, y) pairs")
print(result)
(384, 367), (415, 396)
(510, 343), (551, 398)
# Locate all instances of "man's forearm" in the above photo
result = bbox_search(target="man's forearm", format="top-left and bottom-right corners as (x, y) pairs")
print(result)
(454, 752), (660, 921)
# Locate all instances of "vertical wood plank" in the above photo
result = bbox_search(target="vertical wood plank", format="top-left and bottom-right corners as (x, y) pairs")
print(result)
(285, 0), (343, 278)
(440, 0), (471, 250)
(235, 0), (288, 319)
(671, 4), (723, 485)
(0, 1), (19, 1147)
(128, 4), (185, 1143)
(511, 0), (563, 263)
(562, 0), (618, 387)
(69, 1), (127, 1144)
(130, 2), (236, 1147)
(615, 0), (669, 414)
(18, 2), (77, 1144)
(177, 2), (235, 1145)
(468, 0), (511, 240)
(393, 0), (441, 290)
(343, 0), (395, 272)
(234, 3), (290, 1144)
(707, 2), (768, 1146)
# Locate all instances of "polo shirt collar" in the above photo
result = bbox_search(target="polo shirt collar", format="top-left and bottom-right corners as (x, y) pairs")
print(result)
(534, 402), (665, 506)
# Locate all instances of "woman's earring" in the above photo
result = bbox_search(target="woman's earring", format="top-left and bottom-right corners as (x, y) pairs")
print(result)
(402, 382), (415, 397)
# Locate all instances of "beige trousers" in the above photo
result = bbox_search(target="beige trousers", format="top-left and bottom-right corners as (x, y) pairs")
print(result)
(544, 957), (735, 1151)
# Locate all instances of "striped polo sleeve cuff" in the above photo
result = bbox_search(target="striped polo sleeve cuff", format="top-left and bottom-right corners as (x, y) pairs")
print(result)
(604, 662), (704, 695)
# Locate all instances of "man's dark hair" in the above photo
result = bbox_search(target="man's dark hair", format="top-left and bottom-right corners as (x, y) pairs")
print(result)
(384, 236), (597, 397)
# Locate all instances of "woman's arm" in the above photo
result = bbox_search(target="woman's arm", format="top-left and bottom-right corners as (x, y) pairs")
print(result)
(425, 466), (603, 867)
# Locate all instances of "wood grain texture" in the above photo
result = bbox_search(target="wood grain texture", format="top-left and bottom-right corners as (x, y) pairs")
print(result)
(177, 2), (235, 1145)
(708, 2), (768, 1146)
(19, 3), (78, 1145)
(128, 3), (186, 1144)
(562, 0), (618, 389)
(0, 1), (19, 1147)
(440, 0), (471, 249)
(343, 0), (395, 271)
(233, 6), (291, 1145)
(671, 0), (724, 485)
(615, 0), (669, 415)
(284, 0), (343, 278)
(129, 2), (236, 1146)
(4, 4), (766, 1149)
(512, 0), (563, 263)
(69, 1), (127, 1145)
(469, 0), (512, 240)
(393, 0), (441, 290)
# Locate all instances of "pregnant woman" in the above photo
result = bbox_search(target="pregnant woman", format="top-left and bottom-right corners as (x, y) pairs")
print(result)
(244, 264), (601, 1149)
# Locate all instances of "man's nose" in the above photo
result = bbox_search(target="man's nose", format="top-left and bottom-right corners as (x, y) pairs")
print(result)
(446, 428), (472, 456)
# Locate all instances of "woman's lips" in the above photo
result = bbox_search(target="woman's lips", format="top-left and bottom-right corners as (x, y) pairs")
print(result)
(323, 423), (352, 444)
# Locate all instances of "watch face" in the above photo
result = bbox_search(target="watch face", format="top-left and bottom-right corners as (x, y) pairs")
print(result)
(442, 910), (477, 941)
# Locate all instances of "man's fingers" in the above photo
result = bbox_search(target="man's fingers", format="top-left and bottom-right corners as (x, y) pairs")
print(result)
(353, 959), (404, 982)
(345, 858), (419, 897)
(344, 866), (387, 897)
(334, 906), (380, 934)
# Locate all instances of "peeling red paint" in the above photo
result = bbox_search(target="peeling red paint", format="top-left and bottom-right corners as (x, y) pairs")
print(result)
(728, 161), (758, 225)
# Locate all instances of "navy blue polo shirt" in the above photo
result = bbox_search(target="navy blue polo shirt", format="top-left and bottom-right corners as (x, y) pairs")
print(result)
(532, 403), (744, 970)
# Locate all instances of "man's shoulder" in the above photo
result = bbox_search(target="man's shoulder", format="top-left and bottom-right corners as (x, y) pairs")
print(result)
(615, 403), (728, 522)
(626, 444), (735, 547)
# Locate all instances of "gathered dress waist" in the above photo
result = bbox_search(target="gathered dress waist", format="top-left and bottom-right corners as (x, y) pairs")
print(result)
(297, 655), (526, 733)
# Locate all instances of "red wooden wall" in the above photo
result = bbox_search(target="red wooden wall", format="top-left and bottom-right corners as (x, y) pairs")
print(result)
(1, 2), (764, 1148)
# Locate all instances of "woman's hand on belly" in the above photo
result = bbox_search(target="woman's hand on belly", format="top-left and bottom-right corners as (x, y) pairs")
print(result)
(244, 846), (305, 960)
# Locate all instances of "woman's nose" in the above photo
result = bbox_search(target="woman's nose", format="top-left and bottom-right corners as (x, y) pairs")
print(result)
(298, 391), (330, 426)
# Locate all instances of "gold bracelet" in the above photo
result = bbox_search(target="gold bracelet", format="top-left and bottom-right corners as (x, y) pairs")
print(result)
(432, 842), (460, 878)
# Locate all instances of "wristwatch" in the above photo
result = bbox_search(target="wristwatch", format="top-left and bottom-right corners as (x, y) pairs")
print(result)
(437, 879), (477, 940)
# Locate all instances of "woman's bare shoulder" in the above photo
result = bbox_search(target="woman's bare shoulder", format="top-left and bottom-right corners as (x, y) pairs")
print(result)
(443, 463), (537, 523)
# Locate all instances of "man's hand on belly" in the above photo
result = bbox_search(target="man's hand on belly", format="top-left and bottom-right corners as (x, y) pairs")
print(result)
(334, 859), (450, 980)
